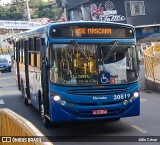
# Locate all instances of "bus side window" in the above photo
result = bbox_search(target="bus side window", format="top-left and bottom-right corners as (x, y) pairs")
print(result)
(18, 41), (20, 63)
(34, 37), (37, 67)
(13, 42), (16, 61)
(29, 38), (34, 66)
(29, 38), (31, 65)
(36, 38), (40, 68)
(21, 39), (24, 63)
(15, 41), (19, 62)
(40, 38), (46, 61)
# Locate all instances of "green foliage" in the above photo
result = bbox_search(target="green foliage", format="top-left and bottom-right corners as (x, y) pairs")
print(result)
(0, 3), (25, 20)
(7, 3), (25, 20)
(0, 1), (63, 21)
(32, 1), (63, 20)
(0, 6), (8, 19)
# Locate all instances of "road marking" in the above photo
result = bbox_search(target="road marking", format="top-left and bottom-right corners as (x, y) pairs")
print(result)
(0, 83), (16, 87)
(0, 99), (4, 104)
(0, 76), (14, 81)
(131, 125), (148, 134)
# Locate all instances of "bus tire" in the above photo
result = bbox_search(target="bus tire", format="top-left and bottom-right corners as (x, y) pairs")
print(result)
(21, 83), (29, 105)
(40, 95), (52, 128)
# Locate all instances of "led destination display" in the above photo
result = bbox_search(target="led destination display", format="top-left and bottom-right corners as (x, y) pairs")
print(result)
(51, 24), (134, 38)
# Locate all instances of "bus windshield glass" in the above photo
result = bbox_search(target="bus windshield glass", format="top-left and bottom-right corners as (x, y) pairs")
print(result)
(50, 43), (138, 85)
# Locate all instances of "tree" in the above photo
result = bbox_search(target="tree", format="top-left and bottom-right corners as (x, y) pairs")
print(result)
(7, 3), (25, 20)
(0, 0), (63, 21)
(32, 1), (63, 20)
(0, 6), (8, 19)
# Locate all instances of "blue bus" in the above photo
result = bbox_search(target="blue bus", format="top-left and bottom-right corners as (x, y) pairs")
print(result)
(13, 21), (140, 127)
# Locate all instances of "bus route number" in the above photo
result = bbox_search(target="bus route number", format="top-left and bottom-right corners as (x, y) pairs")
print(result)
(113, 94), (130, 100)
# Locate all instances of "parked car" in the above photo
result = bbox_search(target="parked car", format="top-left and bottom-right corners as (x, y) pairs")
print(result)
(0, 54), (12, 65)
(0, 58), (12, 72)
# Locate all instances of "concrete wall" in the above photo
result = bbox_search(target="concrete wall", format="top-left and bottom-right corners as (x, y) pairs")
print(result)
(145, 78), (160, 93)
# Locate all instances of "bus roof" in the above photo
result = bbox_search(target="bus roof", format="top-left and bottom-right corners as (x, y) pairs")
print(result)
(135, 23), (160, 28)
(14, 21), (135, 39)
(47, 21), (134, 28)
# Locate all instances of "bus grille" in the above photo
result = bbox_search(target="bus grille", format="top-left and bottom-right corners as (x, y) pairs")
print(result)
(68, 87), (130, 96)
(76, 101), (122, 106)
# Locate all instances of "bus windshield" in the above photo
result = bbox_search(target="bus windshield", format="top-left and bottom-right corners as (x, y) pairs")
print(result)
(50, 43), (138, 85)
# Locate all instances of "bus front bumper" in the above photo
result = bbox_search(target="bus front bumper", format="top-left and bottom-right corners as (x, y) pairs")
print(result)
(49, 98), (140, 123)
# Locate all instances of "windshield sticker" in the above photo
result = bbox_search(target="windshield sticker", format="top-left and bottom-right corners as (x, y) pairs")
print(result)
(110, 77), (116, 84)
(66, 74), (98, 84)
(98, 72), (110, 84)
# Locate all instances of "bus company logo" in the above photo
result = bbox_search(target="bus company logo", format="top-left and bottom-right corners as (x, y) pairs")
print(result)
(93, 96), (107, 100)
(2, 137), (11, 142)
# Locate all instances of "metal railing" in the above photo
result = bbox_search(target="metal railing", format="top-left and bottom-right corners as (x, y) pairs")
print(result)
(144, 44), (160, 82)
(0, 108), (53, 145)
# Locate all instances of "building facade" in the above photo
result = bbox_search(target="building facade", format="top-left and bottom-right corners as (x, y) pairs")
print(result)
(65, 0), (160, 41)
(66, 0), (160, 26)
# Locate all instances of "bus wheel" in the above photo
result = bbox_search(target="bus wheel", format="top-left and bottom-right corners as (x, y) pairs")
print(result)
(21, 83), (29, 105)
(40, 96), (52, 128)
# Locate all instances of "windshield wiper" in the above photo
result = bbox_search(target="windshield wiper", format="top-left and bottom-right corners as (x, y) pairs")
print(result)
(103, 40), (119, 61)
(71, 40), (89, 62)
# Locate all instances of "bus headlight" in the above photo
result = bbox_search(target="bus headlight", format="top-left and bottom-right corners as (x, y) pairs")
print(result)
(53, 95), (61, 101)
(133, 92), (139, 98)
(123, 100), (129, 105)
(61, 100), (66, 106)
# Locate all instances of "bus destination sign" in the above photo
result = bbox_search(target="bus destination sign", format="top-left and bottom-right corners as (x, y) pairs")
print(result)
(75, 28), (112, 35)
(50, 25), (134, 38)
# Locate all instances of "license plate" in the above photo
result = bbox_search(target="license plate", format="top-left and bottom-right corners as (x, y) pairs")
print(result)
(93, 109), (108, 115)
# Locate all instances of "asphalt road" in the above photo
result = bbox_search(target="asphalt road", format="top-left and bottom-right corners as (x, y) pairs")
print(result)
(0, 66), (160, 145)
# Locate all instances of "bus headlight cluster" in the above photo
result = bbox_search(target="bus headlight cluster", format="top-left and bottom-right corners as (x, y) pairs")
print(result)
(53, 95), (61, 101)
(123, 91), (139, 105)
(123, 100), (129, 105)
(133, 92), (139, 98)
(61, 100), (66, 106)
(52, 95), (67, 106)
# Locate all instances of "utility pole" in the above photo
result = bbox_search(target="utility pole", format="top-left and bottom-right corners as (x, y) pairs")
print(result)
(26, 0), (31, 22)
(62, 0), (67, 21)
